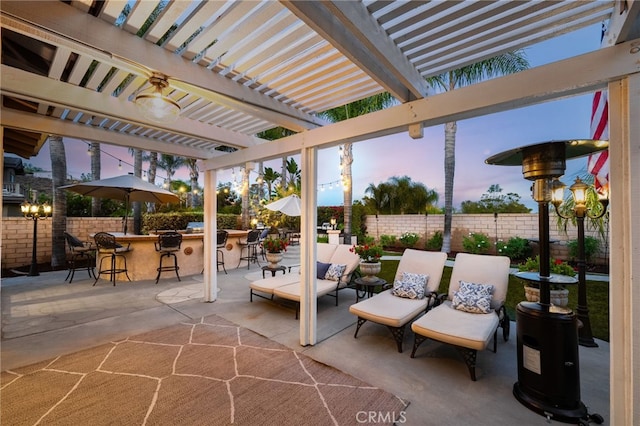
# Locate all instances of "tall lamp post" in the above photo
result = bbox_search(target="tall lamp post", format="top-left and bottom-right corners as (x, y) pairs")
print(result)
(21, 200), (52, 277)
(551, 177), (609, 348)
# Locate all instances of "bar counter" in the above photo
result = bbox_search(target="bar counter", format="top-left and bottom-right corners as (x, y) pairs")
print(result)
(91, 230), (249, 282)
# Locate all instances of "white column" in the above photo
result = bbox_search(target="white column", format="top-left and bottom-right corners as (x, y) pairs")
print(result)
(203, 169), (218, 302)
(327, 230), (340, 245)
(608, 74), (640, 425)
(299, 146), (318, 346)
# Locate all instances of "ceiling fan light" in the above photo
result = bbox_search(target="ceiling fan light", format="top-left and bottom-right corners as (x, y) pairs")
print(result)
(134, 74), (181, 123)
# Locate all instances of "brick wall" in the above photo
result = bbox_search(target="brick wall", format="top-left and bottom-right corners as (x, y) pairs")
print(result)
(1, 217), (130, 270)
(365, 213), (610, 264)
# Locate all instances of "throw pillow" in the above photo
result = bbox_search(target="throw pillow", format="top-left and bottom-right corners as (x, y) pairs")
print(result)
(391, 279), (425, 299)
(324, 263), (346, 281)
(451, 281), (495, 314)
(316, 261), (331, 279)
(400, 272), (429, 289)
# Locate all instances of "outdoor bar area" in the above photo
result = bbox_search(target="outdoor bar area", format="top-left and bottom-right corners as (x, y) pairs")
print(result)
(91, 229), (249, 282)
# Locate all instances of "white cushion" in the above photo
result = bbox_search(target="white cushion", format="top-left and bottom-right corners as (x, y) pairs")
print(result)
(349, 290), (430, 328)
(411, 301), (499, 351)
(328, 244), (361, 280)
(394, 250), (447, 293)
(273, 279), (339, 302)
(317, 243), (338, 263)
(250, 274), (299, 295)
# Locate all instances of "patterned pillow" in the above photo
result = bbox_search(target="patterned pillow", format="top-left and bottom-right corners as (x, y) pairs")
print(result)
(451, 281), (495, 314)
(324, 263), (346, 281)
(391, 279), (425, 299)
(400, 272), (429, 289)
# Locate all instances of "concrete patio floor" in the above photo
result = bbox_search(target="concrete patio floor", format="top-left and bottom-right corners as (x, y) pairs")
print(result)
(1, 249), (610, 425)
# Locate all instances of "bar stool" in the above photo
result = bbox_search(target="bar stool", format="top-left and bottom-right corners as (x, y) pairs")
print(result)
(216, 230), (228, 274)
(237, 229), (261, 269)
(93, 232), (132, 286)
(64, 232), (96, 283)
(155, 231), (183, 284)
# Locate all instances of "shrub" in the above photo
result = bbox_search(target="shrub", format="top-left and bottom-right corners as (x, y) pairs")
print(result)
(425, 230), (443, 251)
(379, 234), (397, 248)
(462, 232), (491, 254)
(399, 232), (420, 247)
(567, 236), (600, 263)
(518, 256), (576, 289)
(497, 236), (532, 261)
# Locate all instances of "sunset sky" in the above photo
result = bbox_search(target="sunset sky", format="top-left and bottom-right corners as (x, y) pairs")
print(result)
(24, 23), (604, 211)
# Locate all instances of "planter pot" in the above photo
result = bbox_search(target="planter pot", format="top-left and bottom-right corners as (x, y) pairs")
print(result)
(265, 252), (283, 268)
(524, 285), (569, 307)
(359, 261), (381, 282)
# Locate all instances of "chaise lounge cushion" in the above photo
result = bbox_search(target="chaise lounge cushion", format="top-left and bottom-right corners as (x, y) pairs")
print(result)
(273, 279), (340, 302)
(250, 274), (300, 295)
(349, 290), (430, 328)
(411, 300), (499, 351)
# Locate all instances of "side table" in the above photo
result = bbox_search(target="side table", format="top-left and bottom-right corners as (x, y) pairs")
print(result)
(354, 277), (387, 302)
(262, 265), (287, 278)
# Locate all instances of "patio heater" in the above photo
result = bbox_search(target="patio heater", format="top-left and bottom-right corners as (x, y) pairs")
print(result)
(20, 200), (52, 276)
(486, 140), (606, 425)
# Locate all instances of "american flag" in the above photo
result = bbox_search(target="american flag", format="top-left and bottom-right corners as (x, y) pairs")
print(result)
(588, 23), (609, 193)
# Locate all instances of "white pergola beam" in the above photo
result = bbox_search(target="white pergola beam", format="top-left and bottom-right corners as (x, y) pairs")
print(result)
(203, 37), (640, 170)
(0, 1), (327, 132)
(0, 108), (211, 159)
(282, 0), (430, 102)
(1, 65), (258, 153)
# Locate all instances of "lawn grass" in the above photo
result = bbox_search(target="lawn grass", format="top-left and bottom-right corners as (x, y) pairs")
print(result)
(379, 259), (610, 342)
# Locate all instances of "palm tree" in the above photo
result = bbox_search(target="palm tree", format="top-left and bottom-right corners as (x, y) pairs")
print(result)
(132, 149), (143, 234)
(158, 154), (186, 190)
(427, 52), (530, 253)
(186, 158), (200, 207)
(49, 135), (67, 268)
(364, 176), (438, 214)
(285, 158), (301, 190)
(320, 94), (396, 243)
(262, 167), (280, 200)
(90, 142), (101, 216)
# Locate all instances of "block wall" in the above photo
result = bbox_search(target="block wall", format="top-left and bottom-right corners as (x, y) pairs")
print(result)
(1, 217), (130, 270)
(365, 213), (610, 264)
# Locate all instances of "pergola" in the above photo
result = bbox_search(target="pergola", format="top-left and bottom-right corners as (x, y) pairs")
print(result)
(1, 2), (639, 422)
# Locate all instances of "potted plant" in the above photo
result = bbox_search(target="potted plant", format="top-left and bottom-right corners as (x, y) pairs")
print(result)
(350, 242), (383, 282)
(263, 237), (288, 267)
(518, 256), (576, 306)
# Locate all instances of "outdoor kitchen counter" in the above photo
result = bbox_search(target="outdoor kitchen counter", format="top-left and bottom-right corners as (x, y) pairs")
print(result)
(90, 230), (249, 282)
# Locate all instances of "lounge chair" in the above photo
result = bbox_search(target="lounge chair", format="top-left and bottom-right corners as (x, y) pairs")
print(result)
(348, 249), (448, 353)
(250, 243), (360, 317)
(410, 253), (511, 381)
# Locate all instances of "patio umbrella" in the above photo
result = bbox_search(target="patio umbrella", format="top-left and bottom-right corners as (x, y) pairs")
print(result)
(265, 194), (301, 216)
(60, 174), (179, 234)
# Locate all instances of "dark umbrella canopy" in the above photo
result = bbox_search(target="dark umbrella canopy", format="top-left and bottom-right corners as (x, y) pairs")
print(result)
(60, 174), (179, 234)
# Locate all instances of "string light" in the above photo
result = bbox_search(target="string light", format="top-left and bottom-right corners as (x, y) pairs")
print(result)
(81, 140), (170, 182)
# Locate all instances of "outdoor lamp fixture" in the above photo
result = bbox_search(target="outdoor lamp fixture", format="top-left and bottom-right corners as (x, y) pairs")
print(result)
(486, 139), (607, 425)
(551, 177), (609, 348)
(134, 73), (181, 123)
(21, 200), (52, 276)
(330, 217), (337, 230)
